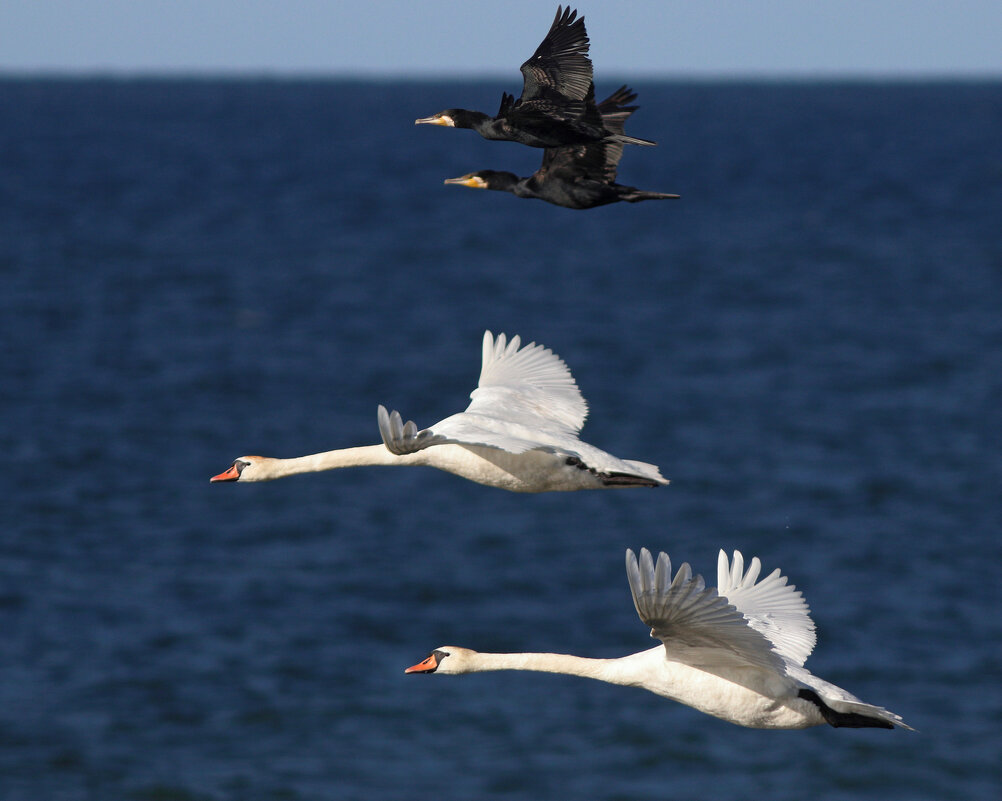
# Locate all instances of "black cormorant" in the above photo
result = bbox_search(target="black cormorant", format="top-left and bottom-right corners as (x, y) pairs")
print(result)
(443, 87), (678, 209)
(415, 6), (655, 148)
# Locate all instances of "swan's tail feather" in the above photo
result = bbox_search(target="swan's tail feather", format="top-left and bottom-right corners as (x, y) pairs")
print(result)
(618, 459), (670, 486)
(600, 473), (664, 488)
(797, 689), (913, 731)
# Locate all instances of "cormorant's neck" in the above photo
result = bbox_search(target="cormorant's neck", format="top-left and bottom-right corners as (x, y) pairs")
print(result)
(451, 109), (494, 131)
(482, 171), (523, 194)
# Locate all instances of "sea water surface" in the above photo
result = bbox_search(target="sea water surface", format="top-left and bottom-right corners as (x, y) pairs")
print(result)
(1, 78), (1001, 800)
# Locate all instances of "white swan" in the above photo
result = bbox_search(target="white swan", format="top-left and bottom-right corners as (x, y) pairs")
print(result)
(406, 547), (912, 731)
(210, 331), (668, 492)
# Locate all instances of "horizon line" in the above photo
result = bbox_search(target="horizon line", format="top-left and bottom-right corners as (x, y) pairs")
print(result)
(2, 67), (1001, 83)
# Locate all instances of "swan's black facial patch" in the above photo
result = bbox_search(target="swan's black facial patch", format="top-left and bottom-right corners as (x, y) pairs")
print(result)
(407, 649), (449, 674)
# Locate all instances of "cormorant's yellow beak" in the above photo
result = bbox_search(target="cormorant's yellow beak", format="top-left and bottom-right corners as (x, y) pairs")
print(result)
(415, 114), (455, 127)
(444, 174), (488, 189)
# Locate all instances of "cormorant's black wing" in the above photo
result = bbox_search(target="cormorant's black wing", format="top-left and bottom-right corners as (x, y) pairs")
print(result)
(496, 91), (516, 119)
(542, 86), (639, 182)
(518, 6), (593, 103)
(590, 85), (638, 181)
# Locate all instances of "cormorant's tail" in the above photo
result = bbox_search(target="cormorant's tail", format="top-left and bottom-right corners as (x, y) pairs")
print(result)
(612, 133), (657, 147)
(623, 189), (681, 203)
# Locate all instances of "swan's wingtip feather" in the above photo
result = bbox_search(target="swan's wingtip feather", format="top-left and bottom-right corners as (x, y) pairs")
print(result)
(639, 547), (655, 592)
(482, 330), (495, 367)
(654, 551), (671, 592)
(672, 561), (692, 589)
(376, 404), (392, 445)
(731, 550), (745, 585)
(625, 548), (640, 590)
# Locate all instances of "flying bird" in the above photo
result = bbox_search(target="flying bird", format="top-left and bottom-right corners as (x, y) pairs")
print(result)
(444, 86), (678, 209)
(211, 331), (667, 493)
(415, 6), (655, 148)
(407, 547), (912, 731)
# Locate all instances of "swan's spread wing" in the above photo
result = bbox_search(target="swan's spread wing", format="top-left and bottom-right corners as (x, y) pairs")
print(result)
(626, 548), (784, 672)
(377, 332), (589, 456)
(465, 331), (588, 435)
(378, 405), (545, 456)
(417, 330), (593, 454)
(378, 405), (453, 455)
(717, 550), (816, 667)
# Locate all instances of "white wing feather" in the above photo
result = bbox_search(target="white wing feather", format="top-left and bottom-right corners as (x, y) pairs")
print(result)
(716, 550), (817, 667)
(626, 548), (785, 671)
(468, 331), (588, 433)
(417, 331), (592, 454)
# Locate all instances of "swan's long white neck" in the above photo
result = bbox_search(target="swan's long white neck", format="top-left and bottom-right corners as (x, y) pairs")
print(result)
(256, 445), (422, 479)
(456, 651), (639, 686)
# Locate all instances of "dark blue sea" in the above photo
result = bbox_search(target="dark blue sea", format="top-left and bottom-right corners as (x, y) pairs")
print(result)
(2, 77), (1001, 800)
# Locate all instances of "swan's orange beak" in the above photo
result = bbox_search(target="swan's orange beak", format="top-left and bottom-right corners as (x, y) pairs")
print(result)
(210, 464), (241, 482)
(405, 654), (439, 674)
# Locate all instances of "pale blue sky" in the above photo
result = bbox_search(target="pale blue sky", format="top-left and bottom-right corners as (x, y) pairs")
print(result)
(2, 0), (1001, 77)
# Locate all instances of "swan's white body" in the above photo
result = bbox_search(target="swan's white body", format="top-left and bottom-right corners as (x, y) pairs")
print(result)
(211, 331), (668, 492)
(407, 548), (911, 731)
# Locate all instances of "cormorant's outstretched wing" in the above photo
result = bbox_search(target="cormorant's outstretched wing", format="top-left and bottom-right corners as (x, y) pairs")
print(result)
(541, 85), (638, 182)
(496, 91), (516, 119)
(590, 85), (637, 180)
(519, 6), (593, 103)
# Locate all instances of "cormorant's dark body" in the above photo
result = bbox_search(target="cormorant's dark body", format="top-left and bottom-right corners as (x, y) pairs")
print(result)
(460, 169), (674, 210)
(415, 7), (655, 149)
(445, 87), (678, 210)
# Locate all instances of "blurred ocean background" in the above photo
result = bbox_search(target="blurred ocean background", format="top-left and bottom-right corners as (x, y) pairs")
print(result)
(1, 78), (1000, 800)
